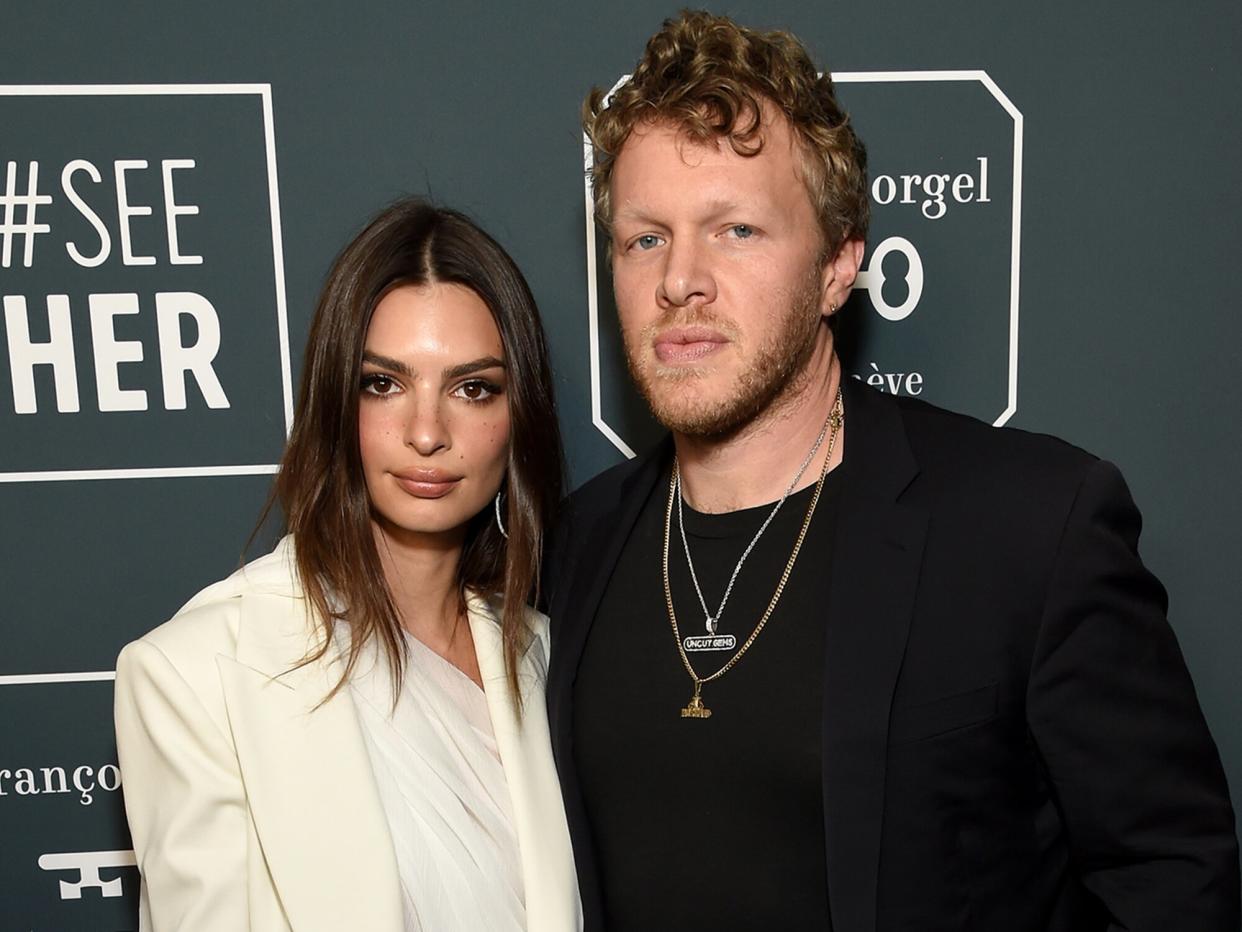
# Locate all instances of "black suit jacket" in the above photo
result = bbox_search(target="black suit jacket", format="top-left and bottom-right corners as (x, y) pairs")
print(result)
(544, 378), (1239, 931)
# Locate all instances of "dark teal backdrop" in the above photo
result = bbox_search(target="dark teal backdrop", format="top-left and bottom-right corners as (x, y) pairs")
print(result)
(2, 2), (1238, 926)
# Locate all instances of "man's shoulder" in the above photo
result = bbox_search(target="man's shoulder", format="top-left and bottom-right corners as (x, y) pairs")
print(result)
(889, 392), (1099, 485)
(564, 442), (667, 520)
(543, 443), (667, 603)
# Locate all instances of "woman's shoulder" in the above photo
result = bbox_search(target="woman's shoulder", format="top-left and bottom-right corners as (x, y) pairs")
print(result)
(469, 592), (548, 642)
(523, 602), (550, 642)
(523, 604), (551, 669)
(514, 602), (552, 681)
(118, 537), (303, 682)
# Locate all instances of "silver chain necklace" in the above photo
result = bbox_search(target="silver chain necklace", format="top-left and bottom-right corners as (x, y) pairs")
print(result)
(674, 390), (840, 636)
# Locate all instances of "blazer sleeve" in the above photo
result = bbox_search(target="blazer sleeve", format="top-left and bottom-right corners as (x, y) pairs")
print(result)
(1027, 458), (1240, 930)
(114, 638), (251, 931)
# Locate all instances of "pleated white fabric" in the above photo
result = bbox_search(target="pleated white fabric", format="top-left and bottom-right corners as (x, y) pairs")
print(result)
(348, 627), (526, 932)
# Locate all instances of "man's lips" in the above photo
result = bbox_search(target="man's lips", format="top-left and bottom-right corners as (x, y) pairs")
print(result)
(653, 326), (729, 364)
(392, 470), (462, 499)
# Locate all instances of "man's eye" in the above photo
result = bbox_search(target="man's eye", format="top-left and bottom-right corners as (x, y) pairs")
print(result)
(729, 224), (754, 239)
(361, 374), (399, 396)
(633, 234), (663, 251)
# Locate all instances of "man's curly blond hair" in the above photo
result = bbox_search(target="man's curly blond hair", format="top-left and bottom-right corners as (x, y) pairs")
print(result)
(584, 10), (869, 257)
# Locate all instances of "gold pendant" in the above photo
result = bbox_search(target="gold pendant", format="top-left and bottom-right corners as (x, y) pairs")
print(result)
(681, 684), (712, 719)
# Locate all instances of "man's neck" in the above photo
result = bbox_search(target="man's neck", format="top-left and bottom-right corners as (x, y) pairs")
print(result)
(674, 342), (844, 514)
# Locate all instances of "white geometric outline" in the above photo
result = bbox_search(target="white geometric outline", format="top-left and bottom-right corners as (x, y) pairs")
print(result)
(583, 70), (1024, 459)
(0, 671), (114, 686)
(0, 83), (293, 482)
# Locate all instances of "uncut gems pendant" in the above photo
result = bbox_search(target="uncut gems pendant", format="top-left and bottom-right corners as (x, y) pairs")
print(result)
(681, 682), (712, 719)
(682, 633), (737, 652)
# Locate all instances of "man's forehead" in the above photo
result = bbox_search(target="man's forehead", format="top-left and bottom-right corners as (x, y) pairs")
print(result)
(612, 109), (806, 211)
(623, 102), (800, 158)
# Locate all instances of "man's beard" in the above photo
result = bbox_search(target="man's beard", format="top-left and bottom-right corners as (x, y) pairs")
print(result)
(622, 271), (824, 440)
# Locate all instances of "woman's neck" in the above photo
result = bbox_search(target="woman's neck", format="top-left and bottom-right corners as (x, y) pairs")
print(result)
(371, 522), (479, 682)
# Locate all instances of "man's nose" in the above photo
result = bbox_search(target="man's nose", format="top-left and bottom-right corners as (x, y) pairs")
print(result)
(657, 238), (717, 308)
(404, 390), (450, 456)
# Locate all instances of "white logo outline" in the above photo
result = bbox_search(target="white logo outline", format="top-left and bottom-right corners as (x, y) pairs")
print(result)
(582, 70), (1024, 458)
(0, 83), (293, 483)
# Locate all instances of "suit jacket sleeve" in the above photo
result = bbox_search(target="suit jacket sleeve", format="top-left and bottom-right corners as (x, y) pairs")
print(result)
(1027, 458), (1240, 930)
(114, 638), (251, 931)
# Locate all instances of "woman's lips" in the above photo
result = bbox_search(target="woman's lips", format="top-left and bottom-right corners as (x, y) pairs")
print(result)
(653, 327), (728, 364)
(392, 472), (462, 499)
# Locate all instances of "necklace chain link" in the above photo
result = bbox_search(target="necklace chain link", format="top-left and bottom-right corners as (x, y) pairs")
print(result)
(663, 389), (844, 717)
(676, 399), (834, 634)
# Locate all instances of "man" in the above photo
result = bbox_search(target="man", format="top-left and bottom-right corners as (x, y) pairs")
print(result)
(544, 10), (1239, 932)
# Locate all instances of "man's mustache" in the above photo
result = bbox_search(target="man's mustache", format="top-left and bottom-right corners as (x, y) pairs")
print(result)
(639, 307), (742, 343)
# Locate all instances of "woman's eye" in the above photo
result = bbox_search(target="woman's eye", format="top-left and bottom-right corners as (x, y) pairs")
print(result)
(453, 380), (500, 402)
(361, 374), (399, 396)
(729, 224), (754, 239)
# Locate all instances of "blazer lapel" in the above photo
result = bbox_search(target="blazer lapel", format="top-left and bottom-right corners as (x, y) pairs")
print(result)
(823, 380), (928, 932)
(468, 601), (580, 932)
(218, 592), (404, 932)
(546, 440), (669, 769)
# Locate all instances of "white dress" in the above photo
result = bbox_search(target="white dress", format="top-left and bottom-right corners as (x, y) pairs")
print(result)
(348, 624), (526, 931)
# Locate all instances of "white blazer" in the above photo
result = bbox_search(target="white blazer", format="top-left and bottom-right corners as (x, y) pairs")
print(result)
(114, 539), (581, 932)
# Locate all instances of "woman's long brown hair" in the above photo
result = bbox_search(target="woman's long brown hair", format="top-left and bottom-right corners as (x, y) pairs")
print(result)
(262, 198), (563, 702)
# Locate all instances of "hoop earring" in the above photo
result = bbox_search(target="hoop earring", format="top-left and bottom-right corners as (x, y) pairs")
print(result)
(494, 489), (509, 539)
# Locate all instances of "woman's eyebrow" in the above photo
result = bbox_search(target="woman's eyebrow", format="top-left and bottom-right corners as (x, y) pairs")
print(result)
(443, 356), (506, 380)
(361, 351), (411, 375)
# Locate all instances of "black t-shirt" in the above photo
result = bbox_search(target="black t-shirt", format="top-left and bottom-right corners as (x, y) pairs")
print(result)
(573, 464), (843, 931)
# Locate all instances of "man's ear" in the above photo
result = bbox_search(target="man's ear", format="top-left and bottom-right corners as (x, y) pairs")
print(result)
(820, 237), (865, 318)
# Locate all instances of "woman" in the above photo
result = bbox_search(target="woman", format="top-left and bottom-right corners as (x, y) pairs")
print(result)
(113, 199), (580, 932)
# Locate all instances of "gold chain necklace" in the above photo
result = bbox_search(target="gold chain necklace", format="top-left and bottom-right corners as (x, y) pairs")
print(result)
(662, 390), (843, 719)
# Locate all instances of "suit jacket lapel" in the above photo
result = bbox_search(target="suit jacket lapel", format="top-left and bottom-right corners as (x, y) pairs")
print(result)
(823, 379), (928, 932)
(218, 591), (404, 932)
(545, 441), (668, 929)
(546, 439), (669, 769)
(467, 601), (580, 932)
